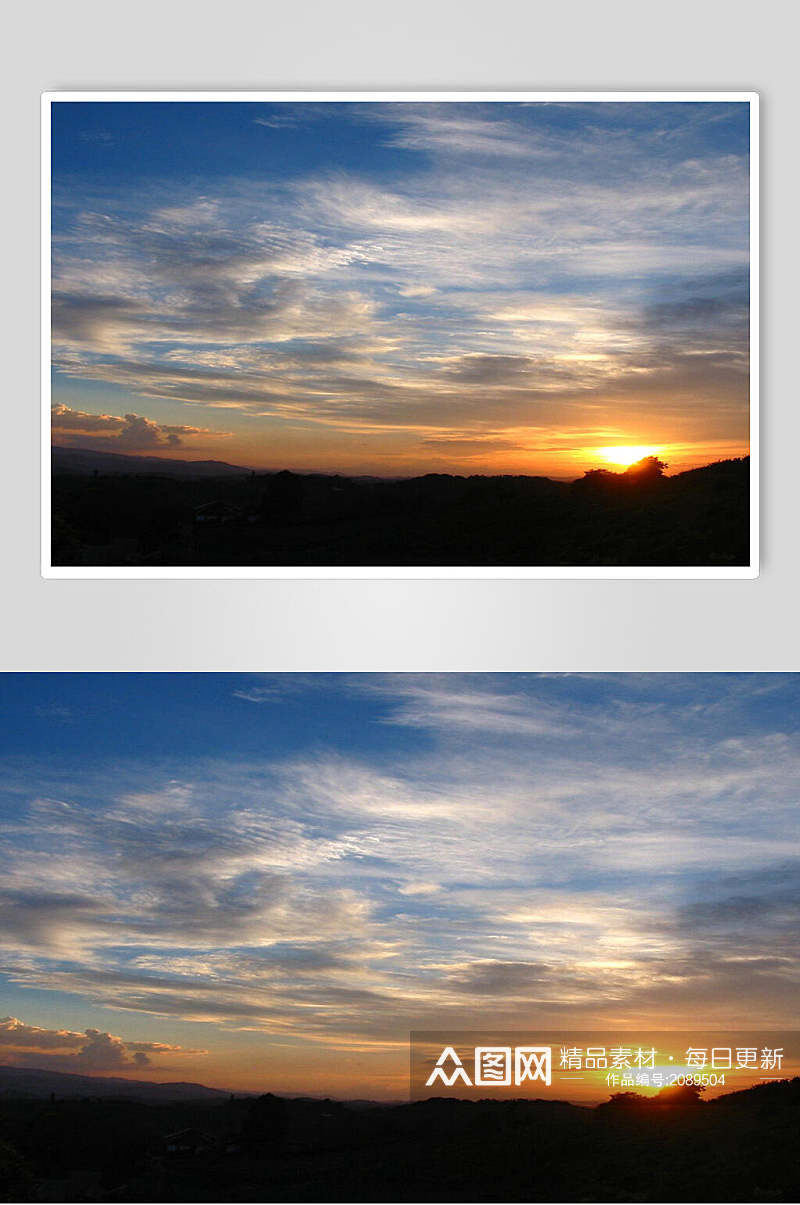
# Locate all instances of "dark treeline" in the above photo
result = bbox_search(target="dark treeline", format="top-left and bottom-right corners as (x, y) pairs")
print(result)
(1, 1077), (797, 1202)
(51, 455), (750, 568)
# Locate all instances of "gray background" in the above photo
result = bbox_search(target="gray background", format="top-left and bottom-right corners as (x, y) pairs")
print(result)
(2, 0), (796, 670)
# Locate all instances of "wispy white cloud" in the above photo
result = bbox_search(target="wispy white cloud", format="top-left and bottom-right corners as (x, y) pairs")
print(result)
(376, 108), (542, 159)
(373, 680), (576, 737)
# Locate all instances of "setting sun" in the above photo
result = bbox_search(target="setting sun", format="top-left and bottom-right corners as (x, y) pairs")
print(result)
(597, 445), (664, 467)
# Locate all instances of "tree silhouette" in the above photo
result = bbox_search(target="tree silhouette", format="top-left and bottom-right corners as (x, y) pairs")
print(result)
(605, 1091), (648, 1109)
(574, 457), (669, 492)
(579, 468), (617, 482)
(603, 1082), (706, 1111)
(653, 1081), (705, 1106)
(624, 455), (668, 480)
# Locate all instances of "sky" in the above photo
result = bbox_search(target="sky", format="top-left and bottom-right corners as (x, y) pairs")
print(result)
(0, 673), (797, 1102)
(50, 100), (751, 478)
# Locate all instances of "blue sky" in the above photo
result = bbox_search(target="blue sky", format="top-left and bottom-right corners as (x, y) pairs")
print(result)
(51, 101), (751, 477)
(0, 674), (796, 1096)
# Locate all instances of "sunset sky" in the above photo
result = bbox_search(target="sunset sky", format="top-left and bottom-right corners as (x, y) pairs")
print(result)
(0, 674), (796, 1101)
(50, 100), (751, 478)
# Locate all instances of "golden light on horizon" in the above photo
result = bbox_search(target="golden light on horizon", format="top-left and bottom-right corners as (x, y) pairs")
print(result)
(597, 445), (663, 467)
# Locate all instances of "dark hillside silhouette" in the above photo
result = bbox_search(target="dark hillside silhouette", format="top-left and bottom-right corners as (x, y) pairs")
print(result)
(51, 454), (750, 568)
(50, 448), (253, 479)
(0, 1065), (229, 1103)
(0, 1072), (796, 1201)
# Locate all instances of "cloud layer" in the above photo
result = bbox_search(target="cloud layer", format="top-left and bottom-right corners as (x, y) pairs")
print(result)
(1, 674), (796, 1074)
(50, 102), (751, 475)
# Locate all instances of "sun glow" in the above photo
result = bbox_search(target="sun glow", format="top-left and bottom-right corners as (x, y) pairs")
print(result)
(597, 445), (663, 467)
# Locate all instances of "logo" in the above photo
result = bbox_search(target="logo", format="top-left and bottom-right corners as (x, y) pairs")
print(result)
(411, 1032), (792, 1100)
(425, 1045), (552, 1088)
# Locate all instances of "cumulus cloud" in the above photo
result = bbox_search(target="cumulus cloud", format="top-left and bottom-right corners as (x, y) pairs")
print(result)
(51, 404), (230, 450)
(0, 1016), (203, 1071)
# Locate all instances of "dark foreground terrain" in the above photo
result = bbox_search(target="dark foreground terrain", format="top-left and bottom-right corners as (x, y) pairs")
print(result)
(1, 1071), (797, 1202)
(51, 452), (750, 568)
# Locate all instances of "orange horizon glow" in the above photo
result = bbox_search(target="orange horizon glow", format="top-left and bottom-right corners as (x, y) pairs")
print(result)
(6, 1046), (792, 1107)
(52, 436), (750, 482)
(7, 1023), (794, 1107)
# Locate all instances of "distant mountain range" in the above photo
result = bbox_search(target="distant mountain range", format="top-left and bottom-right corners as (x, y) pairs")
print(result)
(52, 446), (253, 478)
(51, 447), (393, 482)
(0, 1063), (230, 1101)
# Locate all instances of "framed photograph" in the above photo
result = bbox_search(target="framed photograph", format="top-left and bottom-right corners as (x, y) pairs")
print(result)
(42, 92), (758, 578)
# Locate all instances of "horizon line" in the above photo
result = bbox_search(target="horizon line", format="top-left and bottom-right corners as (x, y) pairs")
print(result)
(51, 443), (751, 483)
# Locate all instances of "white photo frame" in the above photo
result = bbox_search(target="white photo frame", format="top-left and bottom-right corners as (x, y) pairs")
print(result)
(42, 91), (759, 579)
